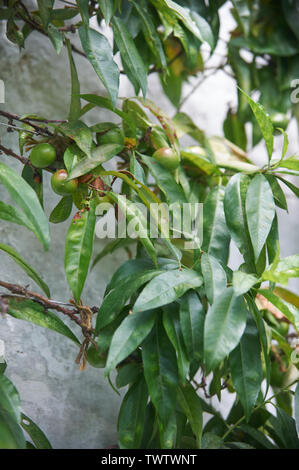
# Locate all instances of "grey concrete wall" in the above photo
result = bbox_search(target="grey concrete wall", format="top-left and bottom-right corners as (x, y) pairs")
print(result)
(0, 4), (298, 448)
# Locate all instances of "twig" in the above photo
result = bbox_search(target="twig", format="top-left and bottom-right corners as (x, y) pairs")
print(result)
(0, 280), (94, 333)
(0, 110), (54, 137)
(0, 143), (31, 166)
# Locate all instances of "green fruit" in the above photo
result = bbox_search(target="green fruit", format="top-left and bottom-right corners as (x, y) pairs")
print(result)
(152, 146), (180, 170)
(87, 345), (106, 368)
(51, 169), (78, 196)
(30, 143), (56, 168)
(96, 127), (124, 146)
(277, 321), (289, 337)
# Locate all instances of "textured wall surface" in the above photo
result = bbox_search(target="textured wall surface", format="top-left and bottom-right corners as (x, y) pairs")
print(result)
(0, 5), (298, 448)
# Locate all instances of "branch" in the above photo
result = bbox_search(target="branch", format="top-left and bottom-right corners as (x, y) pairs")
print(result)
(0, 280), (95, 334)
(0, 143), (31, 166)
(0, 110), (54, 137)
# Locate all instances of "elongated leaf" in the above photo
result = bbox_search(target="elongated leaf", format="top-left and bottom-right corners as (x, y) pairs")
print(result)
(68, 144), (123, 179)
(7, 298), (80, 344)
(95, 269), (162, 332)
(105, 308), (156, 373)
(118, 377), (148, 449)
(112, 16), (147, 97)
(229, 316), (263, 420)
(104, 258), (157, 294)
(262, 255), (299, 285)
(201, 253), (227, 304)
(239, 424), (277, 449)
(232, 271), (258, 296)
(79, 26), (119, 107)
(131, 0), (167, 70)
(265, 174), (288, 211)
(258, 289), (299, 331)
(224, 173), (255, 270)
(245, 174), (275, 262)
(59, 120), (93, 157)
(0, 409), (26, 449)
(0, 243), (50, 297)
(0, 162), (50, 250)
(276, 175), (299, 198)
(202, 186), (230, 264)
(268, 408), (299, 449)
(160, 0), (213, 47)
(49, 196), (73, 224)
(239, 88), (273, 159)
(64, 200), (96, 303)
(277, 155), (299, 171)
(66, 38), (81, 122)
(108, 192), (157, 265)
(0, 201), (35, 232)
(163, 304), (189, 381)
(98, 0), (116, 25)
(179, 291), (205, 363)
(204, 287), (247, 373)
(140, 154), (187, 205)
(274, 287), (299, 309)
(177, 383), (203, 448)
(133, 268), (202, 313)
(21, 414), (52, 449)
(142, 320), (179, 425)
(0, 375), (21, 424)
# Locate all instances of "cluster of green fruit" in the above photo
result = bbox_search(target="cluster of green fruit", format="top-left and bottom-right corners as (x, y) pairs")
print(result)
(29, 142), (78, 195)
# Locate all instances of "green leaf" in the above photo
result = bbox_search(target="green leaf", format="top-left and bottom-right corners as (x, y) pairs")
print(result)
(98, 0), (117, 25)
(81, 94), (133, 128)
(0, 410), (26, 449)
(112, 16), (147, 97)
(204, 287), (247, 373)
(180, 147), (217, 175)
(66, 38), (81, 122)
(238, 88), (273, 160)
(245, 174), (275, 262)
(0, 201), (35, 232)
(229, 316), (263, 420)
(265, 174), (288, 211)
(0, 162), (50, 250)
(258, 289), (299, 331)
(179, 291), (205, 363)
(268, 408), (299, 449)
(239, 423), (277, 449)
(47, 24), (63, 54)
(105, 308), (157, 374)
(7, 298), (80, 345)
(21, 414), (52, 449)
(201, 253), (227, 304)
(118, 377), (148, 449)
(133, 268), (203, 313)
(0, 243), (50, 297)
(37, 0), (53, 29)
(140, 154), (187, 205)
(21, 164), (43, 207)
(142, 320), (179, 425)
(202, 186), (230, 265)
(104, 258), (157, 294)
(95, 269), (163, 332)
(232, 271), (258, 296)
(107, 192), (157, 265)
(68, 144), (123, 179)
(262, 254), (299, 285)
(116, 363), (142, 389)
(276, 175), (299, 198)
(64, 200), (97, 303)
(201, 432), (225, 449)
(78, 26), (119, 107)
(163, 304), (189, 381)
(49, 196), (73, 224)
(59, 120), (93, 157)
(159, 0), (214, 47)
(131, 0), (167, 70)
(277, 155), (299, 171)
(177, 383), (203, 448)
(224, 173), (255, 269)
(0, 375), (21, 423)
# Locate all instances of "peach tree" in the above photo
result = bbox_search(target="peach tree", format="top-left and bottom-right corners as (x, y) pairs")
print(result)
(0, 0), (299, 449)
